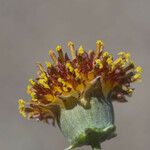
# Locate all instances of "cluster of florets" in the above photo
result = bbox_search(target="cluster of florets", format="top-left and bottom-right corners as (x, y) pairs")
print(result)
(18, 40), (142, 124)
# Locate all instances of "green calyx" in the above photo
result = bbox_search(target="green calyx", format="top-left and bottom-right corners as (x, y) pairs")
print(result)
(59, 98), (116, 150)
(57, 77), (117, 150)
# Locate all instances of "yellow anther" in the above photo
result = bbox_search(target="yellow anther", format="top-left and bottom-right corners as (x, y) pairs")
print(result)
(44, 94), (54, 101)
(118, 52), (125, 56)
(66, 62), (74, 73)
(111, 64), (115, 71)
(63, 87), (68, 92)
(78, 46), (84, 55)
(87, 71), (94, 80)
(54, 86), (62, 93)
(20, 111), (26, 118)
(44, 76), (48, 82)
(62, 83), (72, 92)
(40, 72), (46, 78)
(31, 99), (38, 102)
(18, 99), (25, 107)
(99, 64), (103, 69)
(39, 72), (48, 82)
(128, 88), (134, 93)
(68, 41), (76, 59)
(96, 40), (104, 52)
(30, 92), (36, 99)
(29, 79), (36, 85)
(38, 79), (49, 88)
(76, 83), (84, 92)
(45, 61), (52, 68)
(136, 66), (143, 73)
(69, 67), (74, 73)
(95, 59), (100, 64)
(107, 57), (113, 65)
(18, 99), (26, 117)
(58, 78), (66, 86)
(57, 77), (63, 83)
(74, 68), (80, 78)
(132, 74), (141, 81)
(56, 45), (64, 62)
(125, 53), (131, 59)
(102, 52), (109, 57)
(118, 52), (131, 62)
(124, 53), (131, 62)
(65, 62), (70, 68)
(95, 59), (103, 69)
(56, 45), (62, 51)
(113, 57), (122, 65)
(65, 82), (72, 89)
(27, 85), (32, 94)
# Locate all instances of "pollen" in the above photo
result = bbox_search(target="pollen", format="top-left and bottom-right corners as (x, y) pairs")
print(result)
(18, 40), (142, 124)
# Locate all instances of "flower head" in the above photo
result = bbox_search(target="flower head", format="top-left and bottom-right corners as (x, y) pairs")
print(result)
(18, 40), (142, 125)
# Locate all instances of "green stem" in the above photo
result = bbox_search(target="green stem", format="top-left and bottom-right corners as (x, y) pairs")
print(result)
(91, 143), (101, 150)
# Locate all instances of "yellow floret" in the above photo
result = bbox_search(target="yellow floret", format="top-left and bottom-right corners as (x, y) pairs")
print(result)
(40, 72), (48, 80)
(18, 99), (26, 117)
(96, 40), (104, 52)
(78, 46), (84, 55)
(113, 57), (122, 65)
(96, 40), (103, 45)
(63, 87), (69, 92)
(118, 52), (131, 62)
(56, 45), (62, 51)
(54, 86), (62, 93)
(30, 92), (36, 99)
(38, 79), (49, 89)
(58, 78), (66, 86)
(136, 66), (143, 73)
(29, 79), (36, 85)
(66, 62), (74, 73)
(132, 74), (141, 81)
(74, 68), (81, 79)
(27, 85), (32, 94)
(128, 88), (134, 94)
(118, 52), (125, 56)
(95, 59), (103, 69)
(102, 52), (109, 57)
(45, 61), (52, 68)
(107, 57), (113, 65)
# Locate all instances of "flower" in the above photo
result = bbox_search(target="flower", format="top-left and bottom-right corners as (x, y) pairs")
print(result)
(18, 40), (142, 149)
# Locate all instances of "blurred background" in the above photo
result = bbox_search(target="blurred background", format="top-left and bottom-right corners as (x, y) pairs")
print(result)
(0, 0), (149, 150)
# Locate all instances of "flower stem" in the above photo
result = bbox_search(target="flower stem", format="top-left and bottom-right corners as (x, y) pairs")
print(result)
(91, 143), (101, 150)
